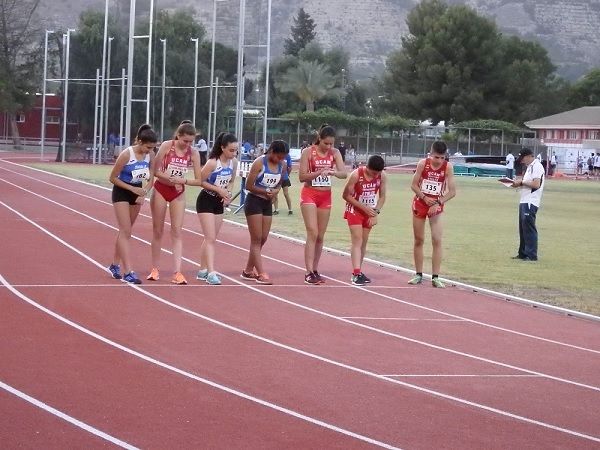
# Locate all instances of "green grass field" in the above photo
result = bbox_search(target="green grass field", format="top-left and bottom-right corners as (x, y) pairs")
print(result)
(28, 162), (600, 315)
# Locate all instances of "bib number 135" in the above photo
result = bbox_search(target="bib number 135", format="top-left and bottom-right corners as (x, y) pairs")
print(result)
(421, 179), (442, 196)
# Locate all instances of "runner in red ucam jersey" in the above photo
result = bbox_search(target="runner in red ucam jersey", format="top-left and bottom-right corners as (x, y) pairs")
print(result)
(299, 124), (347, 285)
(409, 141), (456, 288)
(147, 121), (202, 285)
(342, 155), (387, 286)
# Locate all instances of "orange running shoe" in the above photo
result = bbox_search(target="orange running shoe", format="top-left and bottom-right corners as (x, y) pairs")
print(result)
(147, 268), (160, 281)
(171, 272), (188, 285)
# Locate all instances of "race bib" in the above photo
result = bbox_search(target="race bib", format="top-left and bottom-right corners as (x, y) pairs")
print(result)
(421, 179), (442, 196)
(166, 163), (187, 178)
(312, 175), (331, 187)
(262, 173), (281, 188)
(215, 174), (231, 189)
(131, 167), (150, 182)
(359, 192), (377, 207)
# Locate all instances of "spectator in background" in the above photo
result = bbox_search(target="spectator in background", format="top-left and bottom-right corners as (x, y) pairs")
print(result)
(511, 148), (545, 262)
(243, 141), (252, 155)
(505, 151), (515, 179)
(348, 144), (357, 169)
(301, 140), (309, 149)
(595, 153), (600, 177)
(338, 141), (347, 163)
(195, 133), (208, 166)
(576, 155), (583, 176)
(588, 153), (595, 178)
(549, 153), (557, 176)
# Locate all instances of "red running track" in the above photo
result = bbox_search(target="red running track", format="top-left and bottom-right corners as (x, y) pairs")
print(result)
(0, 158), (599, 449)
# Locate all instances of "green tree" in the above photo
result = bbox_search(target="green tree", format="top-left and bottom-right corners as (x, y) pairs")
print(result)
(568, 69), (600, 108)
(283, 8), (316, 57)
(497, 36), (565, 123)
(382, 0), (504, 124)
(0, 0), (41, 146)
(275, 60), (343, 112)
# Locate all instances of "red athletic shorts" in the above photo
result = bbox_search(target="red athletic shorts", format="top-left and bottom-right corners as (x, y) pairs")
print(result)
(154, 180), (185, 202)
(344, 210), (372, 229)
(412, 196), (444, 219)
(300, 186), (332, 209)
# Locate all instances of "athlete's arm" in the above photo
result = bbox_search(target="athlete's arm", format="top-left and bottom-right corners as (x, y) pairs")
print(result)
(438, 163), (456, 205)
(331, 149), (347, 179)
(109, 150), (146, 196)
(245, 158), (265, 196)
(183, 149), (203, 187)
(152, 140), (176, 185)
(199, 159), (227, 197)
(376, 171), (387, 211)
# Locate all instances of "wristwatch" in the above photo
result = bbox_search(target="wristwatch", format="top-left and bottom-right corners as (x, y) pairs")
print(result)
(374, 208), (380, 215)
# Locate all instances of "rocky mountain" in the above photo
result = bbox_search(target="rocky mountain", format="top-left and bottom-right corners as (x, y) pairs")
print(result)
(38, 0), (600, 80)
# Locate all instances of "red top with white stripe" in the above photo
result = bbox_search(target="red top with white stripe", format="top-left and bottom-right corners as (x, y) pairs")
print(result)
(416, 158), (447, 202)
(156, 141), (192, 187)
(345, 166), (381, 214)
(308, 145), (335, 172)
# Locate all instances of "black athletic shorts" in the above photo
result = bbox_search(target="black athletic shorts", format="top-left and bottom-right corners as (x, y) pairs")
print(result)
(281, 178), (291, 188)
(244, 192), (273, 216)
(112, 183), (142, 205)
(196, 189), (224, 215)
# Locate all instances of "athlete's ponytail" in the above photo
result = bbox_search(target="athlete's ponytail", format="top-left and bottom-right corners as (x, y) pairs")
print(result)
(136, 124), (158, 144)
(314, 123), (336, 145)
(209, 132), (238, 159)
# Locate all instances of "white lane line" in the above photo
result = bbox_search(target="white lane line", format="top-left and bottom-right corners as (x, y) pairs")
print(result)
(341, 317), (466, 322)
(8, 283), (409, 289)
(1, 180), (599, 394)
(2, 162), (599, 355)
(0, 379), (138, 449)
(0, 275), (400, 450)
(1, 200), (600, 444)
(383, 374), (543, 378)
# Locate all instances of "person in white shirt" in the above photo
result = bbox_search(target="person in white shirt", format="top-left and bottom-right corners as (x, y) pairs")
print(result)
(195, 133), (208, 166)
(505, 151), (515, 179)
(511, 148), (544, 261)
(594, 154), (600, 177)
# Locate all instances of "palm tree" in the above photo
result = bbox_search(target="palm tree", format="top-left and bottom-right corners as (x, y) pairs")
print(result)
(275, 60), (344, 112)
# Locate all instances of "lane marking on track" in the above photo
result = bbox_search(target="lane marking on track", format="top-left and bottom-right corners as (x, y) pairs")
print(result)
(1, 178), (599, 394)
(0, 379), (138, 449)
(2, 162), (599, 355)
(2, 199), (600, 443)
(7, 283), (415, 289)
(383, 374), (543, 378)
(341, 317), (466, 322)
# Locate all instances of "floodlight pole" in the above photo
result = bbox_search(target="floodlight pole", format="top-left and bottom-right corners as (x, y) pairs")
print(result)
(207, 0), (218, 146)
(235, 0), (246, 140)
(191, 37), (199, 126)
(61, 29), (75, 163)
(102, 36), (114, 163)
(262, 0), (272, 146)
(93, 68), (100, 164)
(212, 76), (219, 141)
(119, 67), (126, 151)
(146, 0), (154, 123)
(40, 30), (54, 161)
(98, 0), (109, 164)
(124, 0), (136, 146)
(160, 38), (167, 140)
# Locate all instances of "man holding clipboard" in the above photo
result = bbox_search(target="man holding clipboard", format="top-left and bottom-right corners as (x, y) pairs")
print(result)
(505, 148), (545, 261)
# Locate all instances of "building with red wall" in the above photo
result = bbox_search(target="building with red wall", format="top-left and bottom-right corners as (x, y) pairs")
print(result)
(0, 94), (78, 144)
(525, 106), (600, 172)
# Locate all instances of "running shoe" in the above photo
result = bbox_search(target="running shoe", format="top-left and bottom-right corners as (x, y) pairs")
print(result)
(241, 269), (258, 280)
(313, 271), (325, 284)
(206, 272), (222, 285)
(288, 210), (293, 215)
(256, 273), (273, 285)
(351, 273), (367, 286)
(108, 264), (122, 280)
(360, 272), (372, 284)
(123, 271), (142, 284)
(304, 272), (319, 285)
(408, 274), (423, 285)
(171, 272), (188, 285)
(431, 277), (446, 288)
(272, 210), (279, 215)
(196, 269), (209, 281)
(147, 267), (160, 281)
